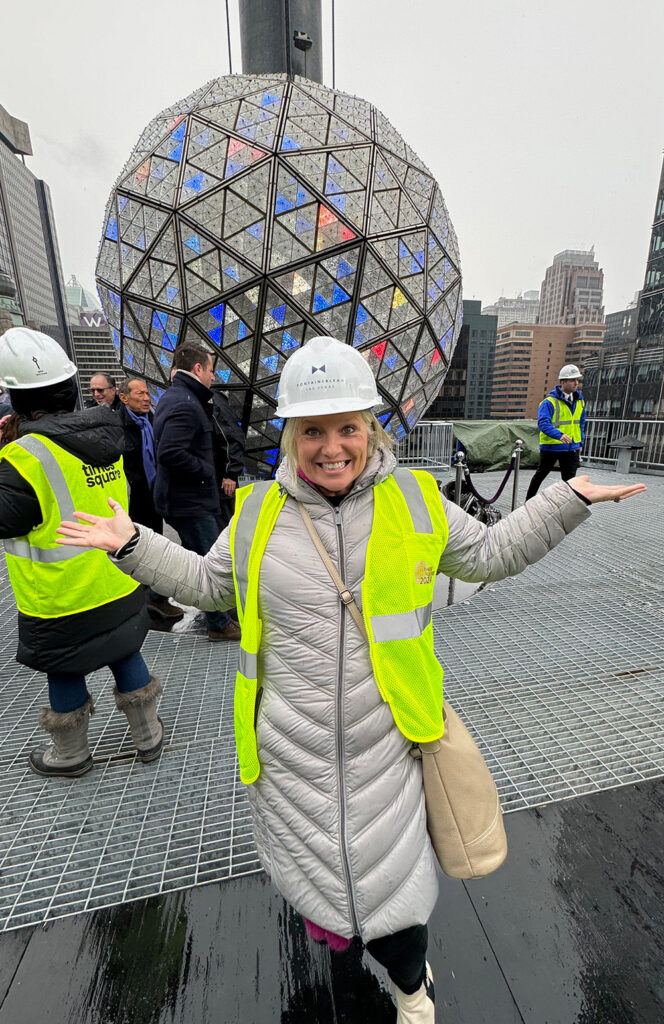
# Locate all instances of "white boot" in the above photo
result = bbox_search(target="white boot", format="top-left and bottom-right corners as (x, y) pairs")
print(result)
(113, 676), (164, 763)
(394, 961), (435, 1023)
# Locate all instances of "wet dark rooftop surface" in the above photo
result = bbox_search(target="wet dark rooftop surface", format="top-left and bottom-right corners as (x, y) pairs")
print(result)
(1, 778), (663, 1023)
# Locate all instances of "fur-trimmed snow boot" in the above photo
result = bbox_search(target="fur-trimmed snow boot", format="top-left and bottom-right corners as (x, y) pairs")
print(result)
(114, 676), (164, 763)
(394, 962), (435, 1024)
(29, 697), (94, 778)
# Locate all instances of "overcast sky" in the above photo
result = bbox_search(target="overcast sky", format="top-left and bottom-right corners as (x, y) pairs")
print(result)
(3, 0), (663, 315)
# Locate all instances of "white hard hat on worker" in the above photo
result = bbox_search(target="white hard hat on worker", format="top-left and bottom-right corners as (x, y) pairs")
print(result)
(277, 336), (386, 499)
(558, 364), (582, 381)
(0, 328), (77, 389)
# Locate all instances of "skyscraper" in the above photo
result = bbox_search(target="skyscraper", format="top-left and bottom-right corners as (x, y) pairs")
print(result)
(65, 276), (122, 398)
(538, 249), (604, 326)
(428, 300), (496, 420)
(582, 157), (664, 419)
(636, 155), (664, 343)
(481, 291), (539, 328)
(0, 103), (72, 354)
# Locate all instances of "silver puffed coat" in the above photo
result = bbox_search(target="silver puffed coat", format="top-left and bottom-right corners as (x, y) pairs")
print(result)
(113, 446), (590, 941)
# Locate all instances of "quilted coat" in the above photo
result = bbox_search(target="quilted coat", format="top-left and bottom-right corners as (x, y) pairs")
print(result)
(112, 446), (590, 941)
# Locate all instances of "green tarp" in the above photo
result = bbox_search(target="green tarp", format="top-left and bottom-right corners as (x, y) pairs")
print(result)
(452, 420), (540, 471)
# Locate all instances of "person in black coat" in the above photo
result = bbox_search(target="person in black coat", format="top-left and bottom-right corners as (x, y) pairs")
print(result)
(0, 328), (163, 779)
(211, 387), (246, 530)
(117, 378), (183, 622)
(153, 344), (240, 642)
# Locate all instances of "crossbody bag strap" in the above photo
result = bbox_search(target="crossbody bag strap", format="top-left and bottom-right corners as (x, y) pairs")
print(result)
(296, 500), (369, 643)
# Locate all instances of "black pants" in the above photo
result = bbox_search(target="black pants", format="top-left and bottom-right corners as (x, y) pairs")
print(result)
(365, 923), (428, 994)
(526, 450), (580, 500)
(166, 513), (229, 631)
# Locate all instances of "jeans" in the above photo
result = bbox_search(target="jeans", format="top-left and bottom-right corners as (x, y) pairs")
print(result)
(166, 514), (229, 632)
(365, 924), (428, 994)
(525, 449), (580, 500)
(47, 651), (151, 713)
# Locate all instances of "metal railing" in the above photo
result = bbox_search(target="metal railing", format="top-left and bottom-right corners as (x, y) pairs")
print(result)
(394, 420), (454, 469)
(584, 419), (664, 472)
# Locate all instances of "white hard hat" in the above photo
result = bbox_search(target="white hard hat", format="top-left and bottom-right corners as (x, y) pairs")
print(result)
(559, 364), (582, 380)
(0, 328), (77, 389)
(277, 336), (381, 418)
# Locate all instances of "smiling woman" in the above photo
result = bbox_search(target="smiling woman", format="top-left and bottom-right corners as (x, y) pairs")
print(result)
(280, 408), (392, 497)
(56, 334), (645, 1024)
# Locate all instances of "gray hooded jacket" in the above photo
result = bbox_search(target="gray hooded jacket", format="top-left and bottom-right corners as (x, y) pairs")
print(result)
(112, 447), (590, 940)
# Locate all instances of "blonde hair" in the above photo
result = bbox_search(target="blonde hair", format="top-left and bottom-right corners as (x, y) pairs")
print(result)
(280, 409), (393, 469)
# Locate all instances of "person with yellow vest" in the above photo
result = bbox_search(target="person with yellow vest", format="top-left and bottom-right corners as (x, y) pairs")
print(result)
(58, 337), (645, 1024)
(525, 365), (586, 499)
(0, 328), (164, 779)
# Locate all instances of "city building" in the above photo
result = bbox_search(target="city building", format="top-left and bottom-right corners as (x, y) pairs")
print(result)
(428, 299), (497, 420)
(481, 291), (540, 329)
(583, 156), (664, 419)
(65, 276), (122, 397)
(490, 323), (604, 420)
(637, 156), (664, 344)
(0, 103), (72, 354)
(0, 269), (23, 333)
(603, 298), (639, 351)
(538, 249), (604, 326)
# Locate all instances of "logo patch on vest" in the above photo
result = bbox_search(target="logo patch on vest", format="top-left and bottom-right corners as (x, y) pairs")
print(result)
(82, 464), (122, 487)
(414, 561), (434, 584)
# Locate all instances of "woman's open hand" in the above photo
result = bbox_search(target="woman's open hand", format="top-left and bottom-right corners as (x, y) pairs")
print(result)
(57, 497), (137, 553)
(569, 474), (647, 504)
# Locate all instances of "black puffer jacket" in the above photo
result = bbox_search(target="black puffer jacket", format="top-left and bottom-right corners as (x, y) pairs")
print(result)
(0, 405), (148, 674)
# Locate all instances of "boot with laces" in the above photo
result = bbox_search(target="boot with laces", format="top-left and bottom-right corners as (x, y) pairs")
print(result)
(394, 961), (435, 1023)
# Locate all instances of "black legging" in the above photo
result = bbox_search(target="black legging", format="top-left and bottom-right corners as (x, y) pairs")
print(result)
(366, 923), (428, 994)
(526, 450), (580, 500)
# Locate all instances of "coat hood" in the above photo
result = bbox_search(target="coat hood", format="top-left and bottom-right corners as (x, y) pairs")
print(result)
(18, 404), (125, 464)
(275, 443), (397, 502)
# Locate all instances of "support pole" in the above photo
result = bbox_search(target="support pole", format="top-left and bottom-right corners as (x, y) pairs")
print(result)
(511, 439), (522, 510)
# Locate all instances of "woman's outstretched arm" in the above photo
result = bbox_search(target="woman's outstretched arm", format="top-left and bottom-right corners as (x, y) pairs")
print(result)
(58, 498), (236, 613)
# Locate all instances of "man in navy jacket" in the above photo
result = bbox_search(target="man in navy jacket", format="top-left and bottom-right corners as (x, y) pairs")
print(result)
(153, 344), (240, 642)
(526, 365), (585, 500)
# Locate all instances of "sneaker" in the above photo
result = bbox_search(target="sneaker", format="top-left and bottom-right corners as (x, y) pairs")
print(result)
(146, 594), (185, 621)
(394, 962), (435, 1023)
(208, 621), (241, 642)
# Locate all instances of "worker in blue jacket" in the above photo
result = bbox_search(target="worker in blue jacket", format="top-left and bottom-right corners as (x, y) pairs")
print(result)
(526, 365), (585, 500)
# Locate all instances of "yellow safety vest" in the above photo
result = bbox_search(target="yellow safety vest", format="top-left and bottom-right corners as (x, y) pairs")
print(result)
(539, 396), (584, 447)
(0, 433), (139, 617)
(229, 468), (449, 784)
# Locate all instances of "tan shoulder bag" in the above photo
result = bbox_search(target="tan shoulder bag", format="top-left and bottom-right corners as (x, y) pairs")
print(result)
(297, 500), (507, 880)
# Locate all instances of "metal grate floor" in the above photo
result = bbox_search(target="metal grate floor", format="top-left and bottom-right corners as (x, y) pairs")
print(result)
(1, 468), (663, 932)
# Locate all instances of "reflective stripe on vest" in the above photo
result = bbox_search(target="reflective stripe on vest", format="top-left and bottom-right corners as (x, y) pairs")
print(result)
(4, 436), (87, 562)
(229, 480), (287, 784)
(362, 469), (448, 742)
(0, 433), (139, 617)
(540, 396), (584, 446)
(229, 469), (449, 785)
